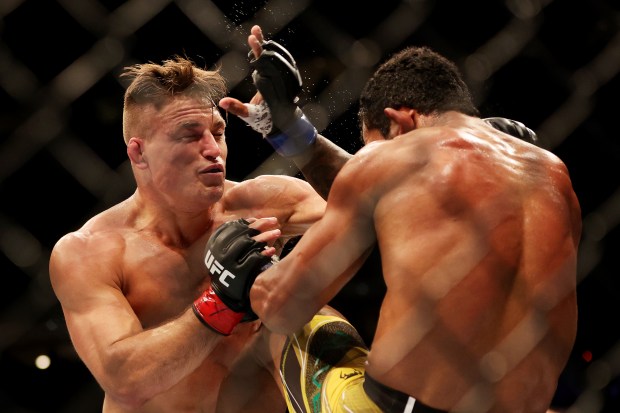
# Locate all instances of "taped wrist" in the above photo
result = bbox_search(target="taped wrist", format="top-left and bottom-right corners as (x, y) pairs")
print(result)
(238, 101), (273, 136)
(239, 102), (317, 157)
(193, 288), (245, 335)
(266, 113), (317, 157)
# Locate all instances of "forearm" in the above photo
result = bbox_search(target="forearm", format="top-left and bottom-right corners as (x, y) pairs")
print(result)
(250, 251), (351, 333)
(289, 134), (352, 199)
(251, 217), (376, 333)
(99, 308), (218, 407)
(251, 270), (319, 334)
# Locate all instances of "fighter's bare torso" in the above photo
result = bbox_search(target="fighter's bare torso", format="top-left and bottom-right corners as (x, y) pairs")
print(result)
(361, 115), (581, 412)
(66, 179), (296, 413)
(104, 221), (282, 412)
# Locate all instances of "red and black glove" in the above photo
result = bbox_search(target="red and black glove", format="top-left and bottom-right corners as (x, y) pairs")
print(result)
(193, 219), (272, 335)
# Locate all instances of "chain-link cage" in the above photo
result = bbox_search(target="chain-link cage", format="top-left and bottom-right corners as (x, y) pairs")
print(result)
(1, 0), (619, 412)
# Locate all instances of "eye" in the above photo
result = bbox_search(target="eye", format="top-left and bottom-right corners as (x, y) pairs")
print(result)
(213, 130), (226, 140)
(182, 134), (202, 141)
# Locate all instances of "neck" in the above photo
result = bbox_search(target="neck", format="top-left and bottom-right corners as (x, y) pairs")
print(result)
(426, 111), (470, 127)
(130, 190), (217, 248)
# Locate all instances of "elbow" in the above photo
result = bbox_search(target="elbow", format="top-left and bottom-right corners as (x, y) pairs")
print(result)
(98, 353), (154, 409)
(100, 375), (152, 409)
(100, 378), (152, 410)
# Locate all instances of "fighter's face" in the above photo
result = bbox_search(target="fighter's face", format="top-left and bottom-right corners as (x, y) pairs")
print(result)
(143, 97), (229, 210)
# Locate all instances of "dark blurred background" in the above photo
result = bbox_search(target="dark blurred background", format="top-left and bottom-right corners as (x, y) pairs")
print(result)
(1, 0), (619, 412)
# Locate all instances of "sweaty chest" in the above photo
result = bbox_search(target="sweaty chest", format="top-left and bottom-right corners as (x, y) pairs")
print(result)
(122, 239), (210, 328)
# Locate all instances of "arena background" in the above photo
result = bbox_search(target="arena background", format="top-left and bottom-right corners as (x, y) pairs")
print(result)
(1, 0), (619, 412)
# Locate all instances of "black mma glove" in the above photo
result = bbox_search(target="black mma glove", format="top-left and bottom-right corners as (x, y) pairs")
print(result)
(483, 117), (538, 145)
(247, 40), (317, 157)
(193, 219), (273, 335)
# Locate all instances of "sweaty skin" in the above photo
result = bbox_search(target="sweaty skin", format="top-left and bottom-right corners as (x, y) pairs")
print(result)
(251, 112), (581, 413)
(49, 97), (326, 412)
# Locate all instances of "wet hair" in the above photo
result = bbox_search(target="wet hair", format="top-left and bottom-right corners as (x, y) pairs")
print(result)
(358, 46), (479, 137)
(120, 55), (227, 143)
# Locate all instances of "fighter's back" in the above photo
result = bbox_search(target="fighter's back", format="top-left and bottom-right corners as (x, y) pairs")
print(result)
(363, 114), (581, 413)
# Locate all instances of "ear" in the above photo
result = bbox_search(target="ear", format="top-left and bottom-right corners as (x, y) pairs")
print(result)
(384, 107), (416, 137)
(127, 137), (148, 169)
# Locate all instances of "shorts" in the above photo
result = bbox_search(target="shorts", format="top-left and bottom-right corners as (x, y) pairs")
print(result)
(280, 314), (447, 413)
(364, 373), (448, 413)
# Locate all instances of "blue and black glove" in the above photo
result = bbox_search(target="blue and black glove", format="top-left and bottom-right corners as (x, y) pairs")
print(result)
(246, 40), (317, 157)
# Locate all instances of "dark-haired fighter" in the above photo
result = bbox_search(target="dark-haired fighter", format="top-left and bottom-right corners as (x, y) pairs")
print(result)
(220, 26), (581, 413)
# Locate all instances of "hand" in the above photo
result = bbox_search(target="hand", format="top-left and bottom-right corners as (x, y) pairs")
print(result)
(221, 25), (318, 157)
(219, 96), (274, 137)
(483, 117), (538, 145)
(248, 24), (265, 61)
(217, 25), (267, 116)
(193, 218), (279, 335)
(218, 26), (273, 136)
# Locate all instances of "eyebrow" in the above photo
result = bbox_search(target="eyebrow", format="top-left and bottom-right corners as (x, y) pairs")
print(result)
(176, 114), (226, 133)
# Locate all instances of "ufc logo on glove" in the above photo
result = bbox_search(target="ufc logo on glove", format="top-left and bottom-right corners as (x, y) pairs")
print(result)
(204, 249), (236, 287)
(192, 219), (271, 335)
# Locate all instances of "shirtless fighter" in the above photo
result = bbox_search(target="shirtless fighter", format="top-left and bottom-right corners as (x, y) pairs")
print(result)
(217, 28), (582, 413)
(48, 55), (349, 413)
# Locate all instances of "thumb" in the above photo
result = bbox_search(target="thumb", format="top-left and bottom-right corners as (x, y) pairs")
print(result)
(219, 97), (250, 117)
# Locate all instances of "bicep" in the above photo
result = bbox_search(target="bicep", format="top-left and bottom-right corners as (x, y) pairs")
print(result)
(293, 205), (375, 299)
(291, 171), (377, 293)
(240, 175), (326, 236)
(50, 235), (142, 380)
(273, 144), (405, 308)
(252, 167), (376, 330)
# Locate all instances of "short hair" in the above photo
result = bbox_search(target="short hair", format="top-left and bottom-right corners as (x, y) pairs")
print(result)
(120, 55), (227, 143)
(358, 46), (479, 137)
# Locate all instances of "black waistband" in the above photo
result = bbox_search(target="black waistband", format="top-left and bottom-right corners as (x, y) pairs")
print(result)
(363, 373), (448, 413)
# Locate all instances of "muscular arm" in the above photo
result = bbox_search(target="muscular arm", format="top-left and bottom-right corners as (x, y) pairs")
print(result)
(250, 152), (377, 333)
(226, 174), (326, 236)
(49, 232), (219, 409)
(218, 94), (352, 200)
(287, 134), (352, 199)
(220, 24), (352, 200)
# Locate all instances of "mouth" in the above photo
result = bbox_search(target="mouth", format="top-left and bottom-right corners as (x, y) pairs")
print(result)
(200, 164), (224, 175)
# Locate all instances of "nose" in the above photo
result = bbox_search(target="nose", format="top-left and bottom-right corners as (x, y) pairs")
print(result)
(200, 132), (221, 160)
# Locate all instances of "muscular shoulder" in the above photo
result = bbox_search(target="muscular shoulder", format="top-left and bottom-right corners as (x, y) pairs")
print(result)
(53, 200), (134, 257)
(335, 136), (432, 194)
(52, 226), (126, 264)
(50, 209), (128, 295)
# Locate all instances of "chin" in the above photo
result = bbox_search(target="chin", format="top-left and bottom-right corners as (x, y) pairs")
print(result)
(204, 186), (224, 202)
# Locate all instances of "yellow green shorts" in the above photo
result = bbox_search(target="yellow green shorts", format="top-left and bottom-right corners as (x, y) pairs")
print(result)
(279, 314), (384, 413)
(279, 314), (447, 413)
